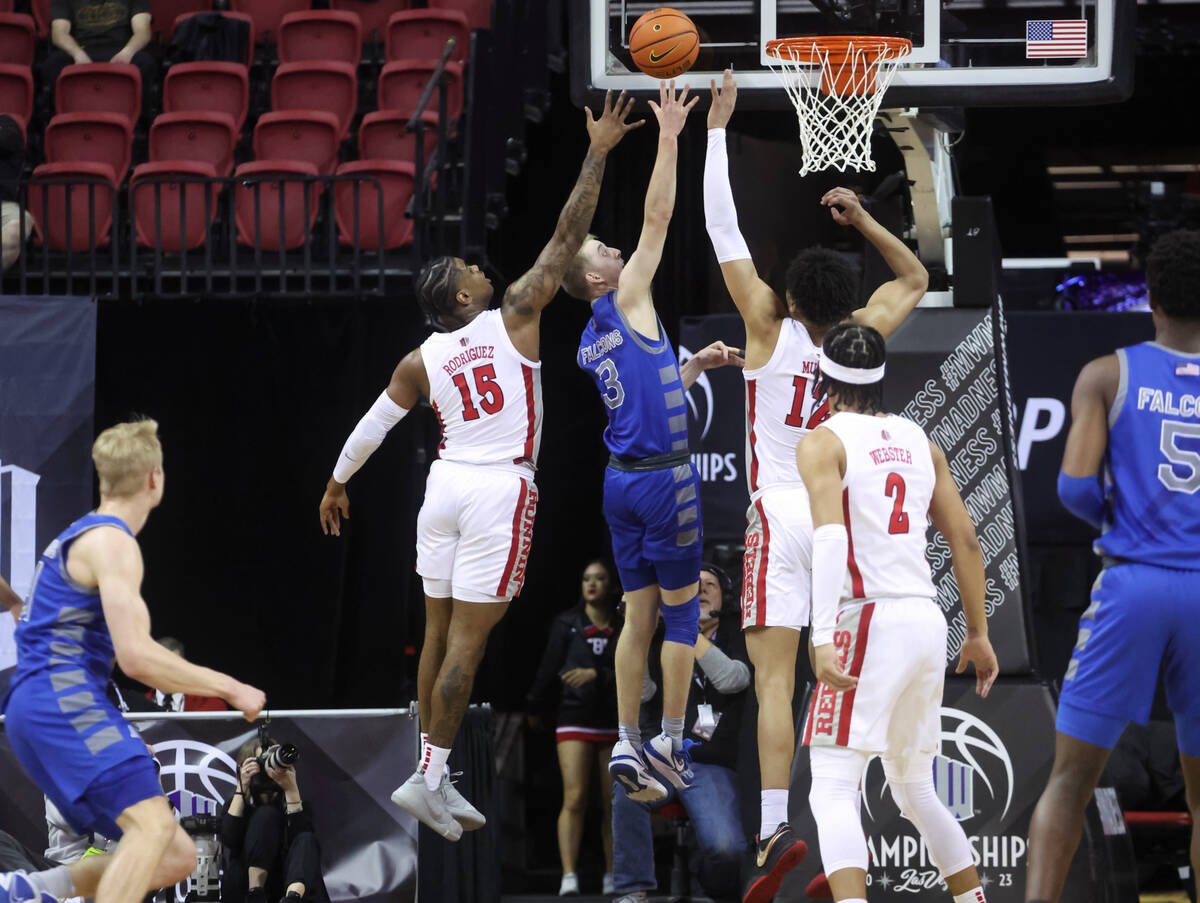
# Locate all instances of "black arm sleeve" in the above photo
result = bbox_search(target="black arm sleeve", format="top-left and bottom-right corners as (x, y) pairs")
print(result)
(525, 616), (570, 711)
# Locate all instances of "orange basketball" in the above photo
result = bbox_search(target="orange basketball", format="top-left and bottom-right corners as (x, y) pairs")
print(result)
(629, 8), (699, 79)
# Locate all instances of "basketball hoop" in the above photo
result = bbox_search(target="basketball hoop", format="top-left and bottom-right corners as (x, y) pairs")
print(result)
(766, 36), (913, 175)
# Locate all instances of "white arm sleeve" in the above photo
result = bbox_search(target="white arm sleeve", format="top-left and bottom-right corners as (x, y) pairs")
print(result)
(331, 390), (409, 484)
(704, 128), (752, 264)
(811, 524), (849, 647)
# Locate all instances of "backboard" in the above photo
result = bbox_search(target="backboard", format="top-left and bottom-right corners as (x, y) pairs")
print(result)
(570, 0), (1134, 109)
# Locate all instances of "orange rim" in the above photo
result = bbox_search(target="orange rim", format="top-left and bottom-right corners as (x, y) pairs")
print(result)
(765, 35), (913, 63)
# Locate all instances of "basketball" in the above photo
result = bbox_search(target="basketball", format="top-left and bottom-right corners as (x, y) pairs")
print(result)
(629, 8), (700, 79)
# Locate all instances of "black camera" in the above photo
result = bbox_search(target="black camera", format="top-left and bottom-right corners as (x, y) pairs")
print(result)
(248, 724), (299, 799)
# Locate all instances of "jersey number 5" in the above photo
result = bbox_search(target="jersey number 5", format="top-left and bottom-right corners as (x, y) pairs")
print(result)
(452, 364), (505, 421)
(884, 472), (910, 534)
(784, 376), (830, 430)
(1158, 419), (1200, 494)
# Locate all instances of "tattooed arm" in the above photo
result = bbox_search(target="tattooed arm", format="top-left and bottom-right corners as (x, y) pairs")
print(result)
(502, 91), (642, 360)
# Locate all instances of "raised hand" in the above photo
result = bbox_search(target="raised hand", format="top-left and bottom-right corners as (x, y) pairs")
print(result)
(708, 69), (738, 129)
(650, 79), (699, 139)
(692, 340), (745, 372)
(229, 682), (266, 722)
(586, 90), (644, 153)
(822, 187), (867, 227)
(956, 634), (999, 698)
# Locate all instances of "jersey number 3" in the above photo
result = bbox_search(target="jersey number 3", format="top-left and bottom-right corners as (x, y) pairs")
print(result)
(595, 359), (625, 410)
(884, 472), (910, 534)
(452, 364), (505, 421)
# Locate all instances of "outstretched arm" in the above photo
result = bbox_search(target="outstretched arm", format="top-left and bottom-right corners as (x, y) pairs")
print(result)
(1056, 354), (1116, 528)
(841, 188), (928, 338)
(704, 70), (785, 347)
(0, 574), (21, 624)
(616, 80), (698, 313)
(319, 349), (429, 536)
(679, 340), (744, 390)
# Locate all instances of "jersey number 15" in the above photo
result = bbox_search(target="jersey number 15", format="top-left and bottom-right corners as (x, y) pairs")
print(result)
(452, 364), (505, 421)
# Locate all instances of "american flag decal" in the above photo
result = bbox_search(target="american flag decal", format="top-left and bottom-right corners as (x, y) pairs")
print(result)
(1177, 362), (1200, 376)
(460, 337), (469, 346)
(1026, 20), (1088, 58)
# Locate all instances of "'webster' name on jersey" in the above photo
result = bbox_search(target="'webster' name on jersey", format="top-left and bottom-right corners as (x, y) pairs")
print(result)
(580, 329), (623, 365)
(442, 345), (495, 377)
(868, 446), (914, 466)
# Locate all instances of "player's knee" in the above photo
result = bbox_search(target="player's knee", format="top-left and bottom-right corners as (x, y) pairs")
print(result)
(661, 595), (699, 646)
(561, 788), (588, 813)
(163, 830), (197, 884)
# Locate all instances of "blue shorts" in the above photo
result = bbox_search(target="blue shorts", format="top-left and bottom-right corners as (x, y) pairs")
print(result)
(1057, 562), (1200, 753)
(603, 463), (703, 592)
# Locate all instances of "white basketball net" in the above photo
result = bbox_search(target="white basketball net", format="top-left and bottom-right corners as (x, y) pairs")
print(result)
(768, 38), (911, 175)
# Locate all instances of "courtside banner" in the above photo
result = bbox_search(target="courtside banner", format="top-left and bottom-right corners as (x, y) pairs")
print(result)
(0, 296), (96, 676)
(681, 309), (1032, 675)
(0, 712), (419, 903)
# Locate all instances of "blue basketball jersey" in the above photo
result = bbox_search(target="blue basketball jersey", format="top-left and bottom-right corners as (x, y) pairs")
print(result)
(1097, 342), (1200, 568)
(577, 291), (688, 459)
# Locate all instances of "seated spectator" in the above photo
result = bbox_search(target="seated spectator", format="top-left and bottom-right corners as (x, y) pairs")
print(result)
(525, 559), (621, 896)
(611, 564), (751, 903)
(0, 117), (32, 273)
(41, 0), (157, 107)
(222, 738), (329, 903)
(145, 637), (229, 711)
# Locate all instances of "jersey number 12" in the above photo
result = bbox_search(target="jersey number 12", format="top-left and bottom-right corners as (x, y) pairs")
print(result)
(452, 364), (505, 421)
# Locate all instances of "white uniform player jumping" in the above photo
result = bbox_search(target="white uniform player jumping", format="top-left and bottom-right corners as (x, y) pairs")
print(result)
(795, 323), (999, 903)
(317, 91), (643, 841)
(703, 70), (930, 903)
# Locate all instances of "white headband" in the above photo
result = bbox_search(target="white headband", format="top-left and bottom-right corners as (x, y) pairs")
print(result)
(818, 351), (885, 385)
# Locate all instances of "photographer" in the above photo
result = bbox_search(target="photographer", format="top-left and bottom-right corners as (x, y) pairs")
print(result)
(221, 735), (328, 903)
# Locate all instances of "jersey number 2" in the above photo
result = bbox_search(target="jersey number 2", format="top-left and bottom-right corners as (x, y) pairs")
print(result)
(452, 364), (505, 421)
(884, 472), (910, 534)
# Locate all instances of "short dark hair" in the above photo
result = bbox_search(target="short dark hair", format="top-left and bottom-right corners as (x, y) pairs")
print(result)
(785, 248), (858, 327)
(415, 256), (461, 329)
(818, 322), (886, 414)
(1147, 230), (1200, 320)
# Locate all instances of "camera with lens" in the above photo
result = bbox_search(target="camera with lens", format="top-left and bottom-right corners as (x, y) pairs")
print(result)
(248, 724), (299, 798)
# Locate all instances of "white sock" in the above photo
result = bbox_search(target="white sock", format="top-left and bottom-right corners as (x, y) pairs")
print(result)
(28, 867), (74, 901)
(421, 743), (451, 790)
(420, 732), (450, 778)
(760, 788), (788, 839)
(953, 889), (986, 903)
(841, 899), (867, 903)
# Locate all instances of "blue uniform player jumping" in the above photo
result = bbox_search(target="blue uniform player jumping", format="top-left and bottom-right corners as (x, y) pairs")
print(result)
(563, 81), (742, 802)
(1, 420), (264, 903)
(1026, 230), (1200, 903)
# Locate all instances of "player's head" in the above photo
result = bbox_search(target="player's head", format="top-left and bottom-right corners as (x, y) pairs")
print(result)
(784, 248), (858, 328)
(580, 557), (615, 605)
(415, 256), (493, 330)
(1146, 229), (1200, 321)
(561, 235), (624, 301)
(92, 418), (164, 505)
(817, 322), (886, 415)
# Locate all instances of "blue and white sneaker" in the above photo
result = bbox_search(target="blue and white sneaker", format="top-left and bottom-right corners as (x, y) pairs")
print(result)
(0, 872), (50, 903)
(642, 734), (696, 791)
(608, 739), (667, 802)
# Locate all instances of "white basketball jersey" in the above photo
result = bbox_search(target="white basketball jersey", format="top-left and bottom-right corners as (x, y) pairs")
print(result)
(421, 308), (542, 474)
(821, 412), (937, 604)
(744, 318), (829, 493)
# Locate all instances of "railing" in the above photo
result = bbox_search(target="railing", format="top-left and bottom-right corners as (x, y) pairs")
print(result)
(408, 36), (458, 265)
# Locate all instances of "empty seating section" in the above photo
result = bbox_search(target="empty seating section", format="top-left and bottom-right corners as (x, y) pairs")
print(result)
(254, 111), (341, 176)
(170, 11), (256, 67)
(334, 160), (415, 249)
(359, 110), (439, 167)
(164, 62), (249, 131)
(27, 162), (116, 252)
(229, 0), (310, 42)
(386, 10), (468, 64)
(130, 161), (220, 251)
(379, 60), (463, 122)
(0, 13), (36, 67)
(56, 63), (142, 123)
(234, 160), (321, 251)
(150, 111), (238, 177)
(330, 0), (411, 42)
(278, 10), (362, 66)
(0, 64), (33, 132)
(272, 61), (357, 141)
(428, 0), (489, 31)
(45, 113), (133, 184)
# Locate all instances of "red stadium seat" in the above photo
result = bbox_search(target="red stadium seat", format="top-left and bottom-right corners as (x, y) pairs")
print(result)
(271, 61), (357, 141)
(386, 10), (468, 64)
(30, 0), (48, 38)
(234, 160), (321, 250)
(130, 161), (220, 251)
(149, 0), (209, 37)
(164, 62), (249, 131)
(330, 0), (411, 43)
(334, 160), (415, 249)
(150, 111), (238, 177)
(0, 13), (36, 67)
(44, 113), (134, 184)
(0, 1), (10, 11)
(56, 63), (142, 124)
(358, 110), (439, 167)
(253, 111), (341, 176)
(378, 60), (462, 122)
(229, 0), (310, 41)
(0, 64), (34, 132)
(278, 10), (362, 65)
(428, 0), (489, 31)
(27, 162), (117, 251)
(170, 11), (255, 66)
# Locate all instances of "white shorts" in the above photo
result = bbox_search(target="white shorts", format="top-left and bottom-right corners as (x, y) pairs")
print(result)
(802, 596), (946, 780)
(740, 482), (813, 630)
(415, 459), (538, 603)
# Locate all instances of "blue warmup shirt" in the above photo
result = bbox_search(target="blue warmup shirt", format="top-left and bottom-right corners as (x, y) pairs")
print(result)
(1097, 341), (1200, 568)
(577, 290), (688, 459)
